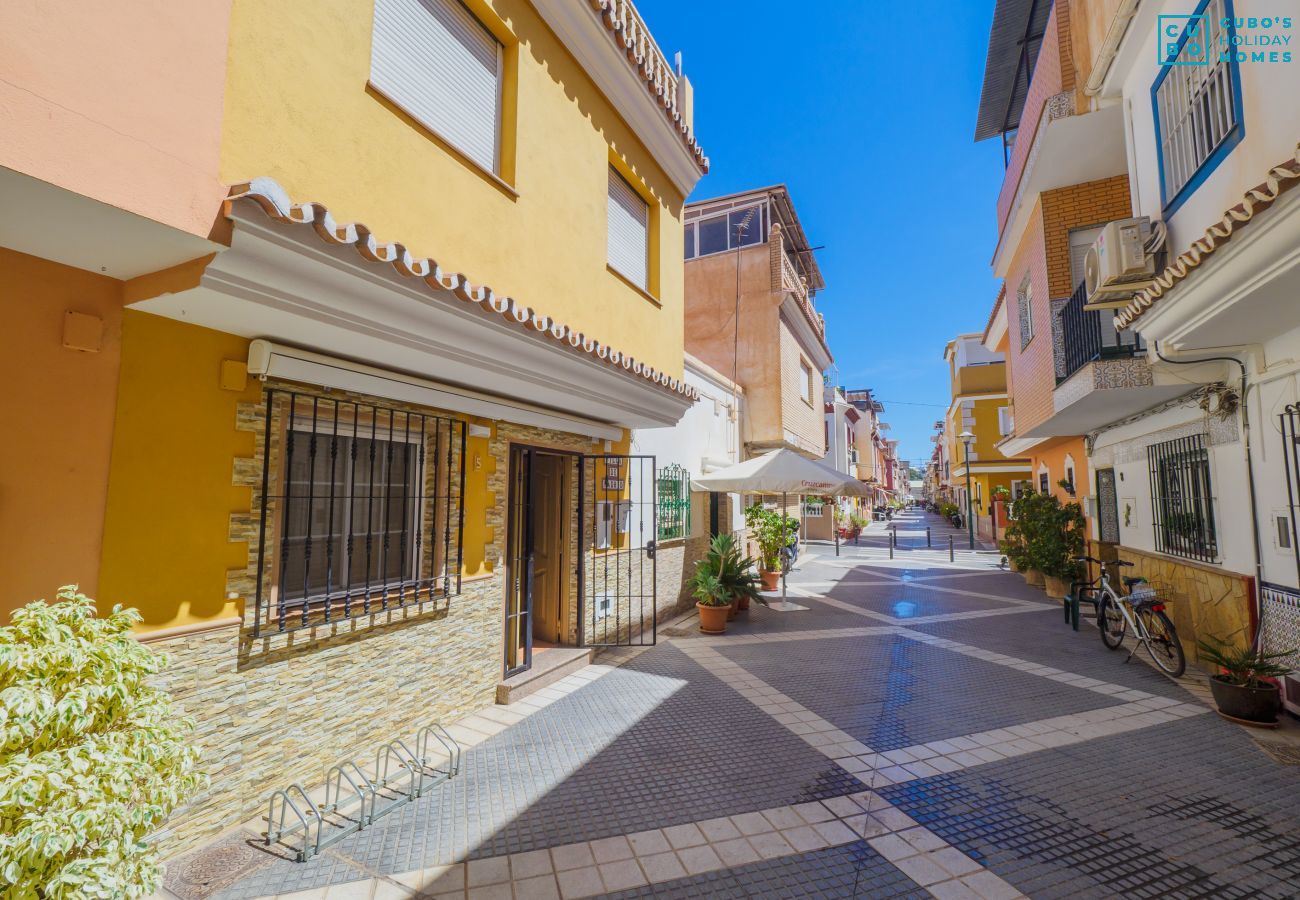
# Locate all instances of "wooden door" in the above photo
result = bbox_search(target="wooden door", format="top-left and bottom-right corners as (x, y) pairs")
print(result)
(531, 454), (567, 643)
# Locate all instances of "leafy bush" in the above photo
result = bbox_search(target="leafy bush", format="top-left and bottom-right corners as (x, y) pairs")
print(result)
(743, 505), (797, 572)
(1010, 492), (1085, 578)
(0, 587), (205, 898)
(1197, 635), (1295, 688)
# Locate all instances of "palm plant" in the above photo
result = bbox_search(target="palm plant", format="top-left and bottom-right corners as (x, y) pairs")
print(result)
(710, 533), (766, 608)
(1197, 635), (1294, 688)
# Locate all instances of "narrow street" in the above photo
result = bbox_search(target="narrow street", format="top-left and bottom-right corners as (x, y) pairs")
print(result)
(171, 509), (1300, 900)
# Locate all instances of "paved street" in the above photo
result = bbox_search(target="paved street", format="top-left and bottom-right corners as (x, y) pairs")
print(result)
(168, 510), (1300, 900)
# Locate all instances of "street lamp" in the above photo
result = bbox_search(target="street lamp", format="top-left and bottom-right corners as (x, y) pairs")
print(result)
(959, 430), (975, 550)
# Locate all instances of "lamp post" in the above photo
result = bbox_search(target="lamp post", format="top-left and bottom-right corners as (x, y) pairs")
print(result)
(959, 430), (975, 550)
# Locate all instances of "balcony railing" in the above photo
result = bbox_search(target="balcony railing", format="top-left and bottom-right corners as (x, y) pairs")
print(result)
(1057, 280), (1145, 385)
(779, 249), (825, 337)
(602, 0), (682, 126)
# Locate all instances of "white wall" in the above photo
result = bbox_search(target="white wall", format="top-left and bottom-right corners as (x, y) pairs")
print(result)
(1090, 399), (1254, 576)
(1116, 0), (1300, 254)
(631, 359), (745, 534)
(1248, 322), (1300, 589)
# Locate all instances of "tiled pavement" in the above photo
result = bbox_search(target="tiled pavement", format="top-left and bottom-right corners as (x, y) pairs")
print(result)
(165, 511), (1300, 899)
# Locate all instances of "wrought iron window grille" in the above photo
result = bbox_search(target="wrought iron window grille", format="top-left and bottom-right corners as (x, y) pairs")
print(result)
(1148, 433), (1218, 563)
(253, 389), (466, 636)
(656, 463), (691, 541)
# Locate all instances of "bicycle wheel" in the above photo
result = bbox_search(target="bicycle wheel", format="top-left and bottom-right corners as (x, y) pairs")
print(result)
(1141, 609), (1186, 678)
(1098, 597), (1126, 650)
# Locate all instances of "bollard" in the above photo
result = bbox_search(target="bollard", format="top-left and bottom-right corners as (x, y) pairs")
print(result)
(926, 526), (931, 548)
(889, 529), (894, 559)
(949, 534), (954, 562)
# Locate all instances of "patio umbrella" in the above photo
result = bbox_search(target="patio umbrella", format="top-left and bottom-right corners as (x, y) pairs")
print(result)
(693, 449), (869, 610)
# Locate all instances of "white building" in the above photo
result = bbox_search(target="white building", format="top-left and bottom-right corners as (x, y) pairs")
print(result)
(1084, 0), (1300, 707)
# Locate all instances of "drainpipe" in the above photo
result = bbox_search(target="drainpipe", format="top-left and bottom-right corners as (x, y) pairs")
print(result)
(1152, 341), (1265, 646)
(1084, 0), (1141, 97)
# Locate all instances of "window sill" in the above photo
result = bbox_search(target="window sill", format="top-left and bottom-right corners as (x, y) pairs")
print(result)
(367, 81), (519, 201)
(607, 264), (661, 307)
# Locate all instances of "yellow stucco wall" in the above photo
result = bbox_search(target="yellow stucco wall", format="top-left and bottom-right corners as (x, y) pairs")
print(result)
(220, 0), (686, 379)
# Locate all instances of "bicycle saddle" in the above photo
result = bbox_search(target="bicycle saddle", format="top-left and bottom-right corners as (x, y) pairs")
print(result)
(1122, 576), (1145, 588)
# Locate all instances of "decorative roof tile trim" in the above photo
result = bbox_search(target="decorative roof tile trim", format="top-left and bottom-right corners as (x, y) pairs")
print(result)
(1115, 144), (1300, 329)
(225, 177), (697, 401)
(588, 0), (709, 174)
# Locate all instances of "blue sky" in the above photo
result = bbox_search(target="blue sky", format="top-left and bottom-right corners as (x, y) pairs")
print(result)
(643, 0), (1005, 466)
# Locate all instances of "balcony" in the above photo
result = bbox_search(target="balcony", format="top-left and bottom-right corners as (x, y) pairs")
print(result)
(1056, 281), (1145, 385)
(1008, 282), (1185, 446)
(779, 248), (826, 338)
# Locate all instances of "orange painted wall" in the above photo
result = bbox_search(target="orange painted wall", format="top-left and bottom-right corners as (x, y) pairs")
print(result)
(1029, 436), (1090, 507)
(0, 248), (123, 614)
(0, 0), (231, 237)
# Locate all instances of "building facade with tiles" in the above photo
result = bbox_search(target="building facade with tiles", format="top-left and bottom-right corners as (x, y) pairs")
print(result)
(1, 0), (707, 852)
(975, 0), (1300, 683)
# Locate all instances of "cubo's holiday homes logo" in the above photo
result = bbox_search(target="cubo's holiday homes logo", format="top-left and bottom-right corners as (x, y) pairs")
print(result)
(1159, 11), (1292, 65)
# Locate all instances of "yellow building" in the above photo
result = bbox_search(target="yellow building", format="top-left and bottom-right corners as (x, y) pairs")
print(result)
(1, 0), (706, 851)
(943, 334), (1030, 542)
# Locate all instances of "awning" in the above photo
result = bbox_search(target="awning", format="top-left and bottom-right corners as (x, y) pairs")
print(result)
(974, 0), (1053, 142)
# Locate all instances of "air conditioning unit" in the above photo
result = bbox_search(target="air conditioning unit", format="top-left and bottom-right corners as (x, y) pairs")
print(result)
(1083, 217), (1157, 310)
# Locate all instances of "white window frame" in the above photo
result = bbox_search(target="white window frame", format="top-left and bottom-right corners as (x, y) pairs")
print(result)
(370, 0), (504, 175)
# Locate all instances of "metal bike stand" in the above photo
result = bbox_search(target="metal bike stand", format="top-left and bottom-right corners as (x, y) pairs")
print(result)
(263, 721), (461, 862)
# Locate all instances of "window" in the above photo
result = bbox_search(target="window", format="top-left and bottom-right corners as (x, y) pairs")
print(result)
(607, 168), (650, 290)
(656, 464), (691, 541)
(1017, 281), (1034, 349)
(1039, 470), (1049, 495)
(1152, 0), (1242, 213)
(1149, 433), (1218, 562)
(801, 360), (814, 404)
(370, 0), (503, 173)
(1068, 226), (1104, 292)
(255, 390), (466, 635)
(684, 203), (766, 259)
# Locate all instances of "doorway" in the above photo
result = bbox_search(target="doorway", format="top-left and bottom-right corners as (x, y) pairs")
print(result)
(504, 446), (574, 677)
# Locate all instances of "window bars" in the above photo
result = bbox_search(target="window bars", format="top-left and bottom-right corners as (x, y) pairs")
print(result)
(656, 464), (691, 541)
(1155, 1), (1238, 206)
(1148, 433), (1217, 563)
(253, 389), (466, 636)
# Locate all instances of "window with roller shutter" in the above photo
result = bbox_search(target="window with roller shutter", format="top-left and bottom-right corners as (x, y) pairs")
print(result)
(607, 168), (650, 290)
(370, 0), (503, 174)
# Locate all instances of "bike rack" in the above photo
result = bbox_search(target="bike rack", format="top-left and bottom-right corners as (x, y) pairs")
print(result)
(263, 721), (460, 862)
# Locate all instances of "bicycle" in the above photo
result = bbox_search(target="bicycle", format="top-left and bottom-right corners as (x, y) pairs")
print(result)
(1072, 555), (1186, 679)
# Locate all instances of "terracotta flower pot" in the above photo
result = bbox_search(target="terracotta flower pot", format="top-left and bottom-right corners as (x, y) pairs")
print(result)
(736, 594), (751, 611)
(760, 569), (780, 591)
(1209, 676), (1280, 724)
(1023, 568), (1045, 588)
(1043, 574), (1071, 599)
(1007, 557), (1023, 573)
(697, 602), (729, 635)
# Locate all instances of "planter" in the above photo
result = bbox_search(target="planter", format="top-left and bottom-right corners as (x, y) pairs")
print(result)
(1023, 568), (1045, 588)
(1043, 574), (1071, 599)
(735, 594), (751, 611)
(1007, 557), (1022, 574)
(697, 602), (729, 635)
(760, 569), (780, 592)
(1208, 676), (1280, 724)
(727, 599), (738, 621)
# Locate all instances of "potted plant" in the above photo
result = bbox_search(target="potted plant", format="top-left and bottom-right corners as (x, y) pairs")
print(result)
(1038, 500), (1086, 599)
(998, 520), (1026, 573)
(744, 504), (796, 591)
(1197, 635), (1293, 725)
(1008, 492), (1047, 587)
(710, 533), (764, 611)
(688, 569), (731, 634)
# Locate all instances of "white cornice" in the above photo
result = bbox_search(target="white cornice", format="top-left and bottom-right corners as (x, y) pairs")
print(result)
(532, 0), (705, 197)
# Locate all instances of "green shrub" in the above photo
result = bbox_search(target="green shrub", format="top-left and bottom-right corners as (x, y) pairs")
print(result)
(1011, 492), (1085, 578)
(743, 504), (797, 572)
(0, 587), (205, 898)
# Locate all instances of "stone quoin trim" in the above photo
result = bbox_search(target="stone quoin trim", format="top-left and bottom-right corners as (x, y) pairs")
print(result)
(1115, 144), (1300, 329)
(225, 178), (699, 401)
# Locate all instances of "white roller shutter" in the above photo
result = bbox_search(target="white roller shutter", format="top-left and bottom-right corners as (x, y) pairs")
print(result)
(371, 0), (502, 173)
(1069, 225), (1104, 292)
(607, 168), (649, 290)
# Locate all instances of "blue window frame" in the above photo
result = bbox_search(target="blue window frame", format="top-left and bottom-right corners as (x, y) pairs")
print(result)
(1151, 0), (1244, 217)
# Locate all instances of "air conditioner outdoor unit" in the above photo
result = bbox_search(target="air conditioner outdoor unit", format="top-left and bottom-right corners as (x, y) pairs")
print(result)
(1083, 217), (1157, 310)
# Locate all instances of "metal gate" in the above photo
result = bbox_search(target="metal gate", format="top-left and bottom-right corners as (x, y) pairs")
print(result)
(1264, 404), (1300, 715)
(578, 454), (657, 647)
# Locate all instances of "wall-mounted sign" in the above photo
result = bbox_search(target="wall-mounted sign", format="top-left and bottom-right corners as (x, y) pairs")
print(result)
(602, 477), (625, 491)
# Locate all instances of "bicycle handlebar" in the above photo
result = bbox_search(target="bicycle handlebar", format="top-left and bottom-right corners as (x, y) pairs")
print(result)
(1071, 556), (1134, 568)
